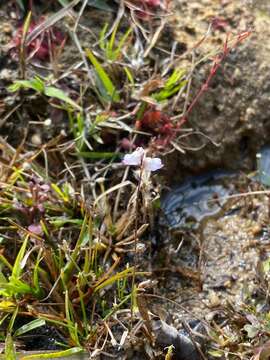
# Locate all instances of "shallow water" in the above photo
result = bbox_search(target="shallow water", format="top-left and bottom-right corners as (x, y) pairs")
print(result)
(256, 145), (270, 186)
(161, 170), (235, 230)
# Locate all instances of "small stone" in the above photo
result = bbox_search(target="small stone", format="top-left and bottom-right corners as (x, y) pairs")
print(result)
(22, 162), (31, 170)
(10, 11), (17, 19)
(208, 291), (221, 307)
(233, 67), (242, 79)
(2, 23), (12, 34)
(205, 311), (218, 322)
(31, 133), (42, 146)
(0, 69), (12, 80)
(245, 107), (256, 122)
(60, 129), (67, 137)
(250, 224), (262, 236)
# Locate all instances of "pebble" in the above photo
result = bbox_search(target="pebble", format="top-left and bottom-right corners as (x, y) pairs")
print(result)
(0, 69), (12, 80)
(250, 224), (262, 236)
(2, 23), (12, 34)
(31, 133), (42, 146)
(208, 291), (221, 307)
(22, 162), (31, 171)
(244, 107), (256, 122)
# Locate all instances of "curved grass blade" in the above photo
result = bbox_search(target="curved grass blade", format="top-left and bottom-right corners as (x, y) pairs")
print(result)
(20, 347), (83, 359)
(14, 319), (46, 337)
(86, 49), (120, 103)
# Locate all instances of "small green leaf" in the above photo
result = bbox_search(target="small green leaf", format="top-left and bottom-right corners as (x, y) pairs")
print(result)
(50, 218), (83, 227)
(8, 77), (45, 93)
(51, 183), (69, 202)
(12, 235), (28, 279)
(79, 151), (119, 159)
(86, 48), (120, 103)
(44, 86), (82, 111)
(14, 319), (46, 337)
(208, 349), (223, 358)
(22, 12), (32, 41)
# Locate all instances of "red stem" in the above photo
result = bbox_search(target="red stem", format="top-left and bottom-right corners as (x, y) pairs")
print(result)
(177, 31), (251, 129)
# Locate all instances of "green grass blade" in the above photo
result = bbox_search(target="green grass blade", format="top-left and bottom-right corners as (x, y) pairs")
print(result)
(93, 267), (135, 293)
(14, 319), (46, 337)
(12, 235), (29, 279)
(99, 23), (108, 50)
(5, 334), (16, 360)
(124, 67), (134, 85)
(65, 291), (81, 346)
(33, 249), (44, 297)
(20, 347), (83, 359)
(44, 86), (82, 111)
(22, 12), (32, 41)
(86, 48), (120, 102)
(114, 27), (132, 60)
(61, 215), (88, 285)
(79, 151), (119, 159)
(16, 0), (25, 11)
(8, 77), (45, 93)
(108, 22), (118, 58)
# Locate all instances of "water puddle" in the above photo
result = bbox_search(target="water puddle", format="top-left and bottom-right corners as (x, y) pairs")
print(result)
(161, 170), (235, 230)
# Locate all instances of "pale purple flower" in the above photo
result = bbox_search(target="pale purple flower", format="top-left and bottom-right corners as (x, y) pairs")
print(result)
(122, 147), (144, 166)
(28, 223), (43, 235)
(40, 184), (50, 192)
(143, 157), (163, 171)
(122, 147), (163, 172)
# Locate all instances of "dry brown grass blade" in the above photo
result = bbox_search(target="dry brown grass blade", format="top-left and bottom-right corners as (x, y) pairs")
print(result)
(94, 181), (134, 207)
(115, 203), (136, 238)
(143, 18), (166, 58)
(25, 0), (81, 46)
(137, 294), (154, 339)
(252, 341), (270, 360)
(116, 223), (149, 245)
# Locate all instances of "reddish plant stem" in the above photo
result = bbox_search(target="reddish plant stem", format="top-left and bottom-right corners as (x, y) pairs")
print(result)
(177, 30), (251, 129)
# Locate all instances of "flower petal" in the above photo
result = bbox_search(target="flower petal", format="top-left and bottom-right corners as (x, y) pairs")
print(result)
(143, 157), (163, 171)
(28, 224), (43, 235)
(122, 147), (145, 166)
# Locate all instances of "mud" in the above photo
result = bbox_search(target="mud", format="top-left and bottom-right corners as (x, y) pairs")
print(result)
(163, 0), (270, 184)
(158, 155), (270, 334)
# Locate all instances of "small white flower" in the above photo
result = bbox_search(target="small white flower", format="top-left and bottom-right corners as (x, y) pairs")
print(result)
(143, 157), (163, 172)
(122, 147), (144, 166)
(122, 147), (163, 172)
